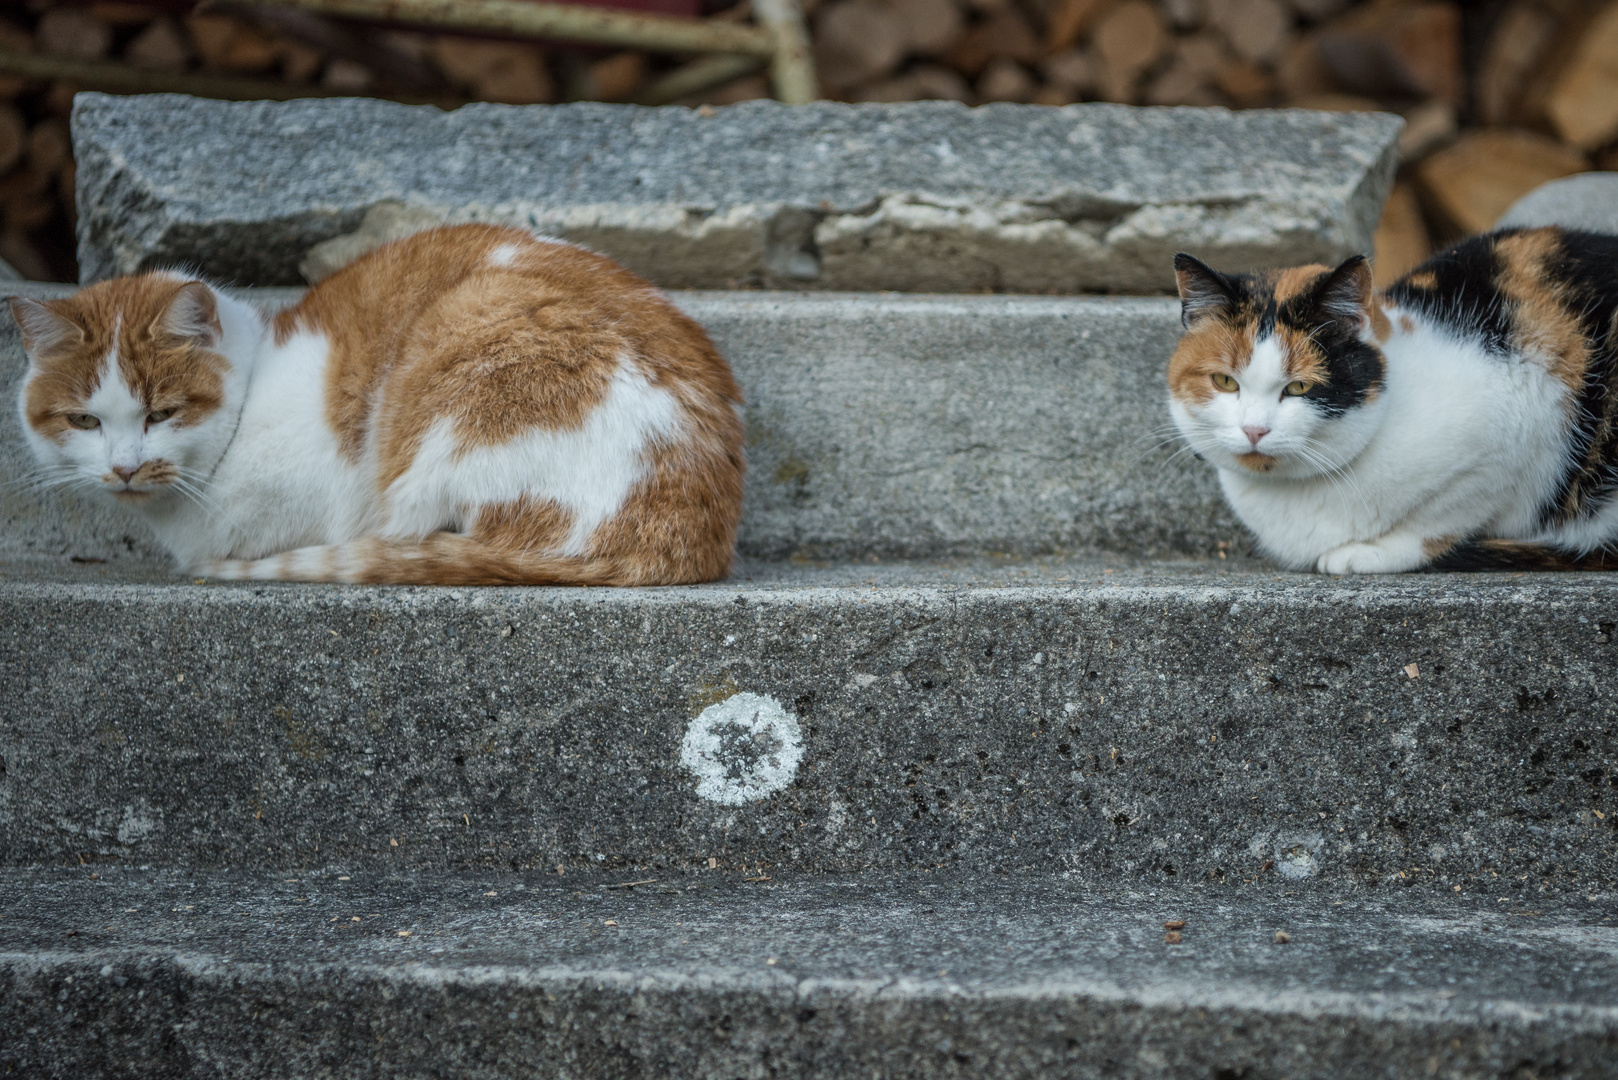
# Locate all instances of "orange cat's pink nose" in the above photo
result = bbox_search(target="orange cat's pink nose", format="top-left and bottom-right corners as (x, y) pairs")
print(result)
(112, 465), (138, 482)
(1242, 426), (1270, 447)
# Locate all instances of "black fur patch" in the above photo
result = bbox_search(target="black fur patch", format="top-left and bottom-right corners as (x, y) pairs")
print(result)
(1385, 235), (1512, 354)
(1276, 266), (1384, 418)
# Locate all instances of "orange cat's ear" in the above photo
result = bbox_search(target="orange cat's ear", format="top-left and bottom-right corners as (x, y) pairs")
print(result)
(1311, 255), (1372, 323)
(1173, 253), (1237, 329)
(154, 281), (221, 348)
(8, 297), (83, 364)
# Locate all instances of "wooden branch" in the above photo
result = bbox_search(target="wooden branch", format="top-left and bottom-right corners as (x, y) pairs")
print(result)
(245, 0), (777, 57)
(0, 50), (462, 107)
(753, 0), (818, 104)
(633, 53), (764, 106)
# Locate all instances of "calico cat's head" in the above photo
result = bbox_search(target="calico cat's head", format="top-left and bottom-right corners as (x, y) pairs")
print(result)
(11, 275), (243, 508)
(1167, 253), (1387, 478)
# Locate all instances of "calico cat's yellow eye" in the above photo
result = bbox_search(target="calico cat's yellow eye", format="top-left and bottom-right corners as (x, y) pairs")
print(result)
(1282, 380), (1312, 397)
(66, 413), (100, 430)
(147, 409), (175, 425)
(1211, 373), (1239, 392)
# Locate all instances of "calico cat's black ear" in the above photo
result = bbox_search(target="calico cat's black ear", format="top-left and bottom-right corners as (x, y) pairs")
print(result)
(1173, 253), (1238, 329)
(1311, 255), (1373, 323)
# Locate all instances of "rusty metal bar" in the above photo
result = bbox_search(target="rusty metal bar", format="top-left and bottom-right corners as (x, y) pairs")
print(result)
(246, 0), (777, 57)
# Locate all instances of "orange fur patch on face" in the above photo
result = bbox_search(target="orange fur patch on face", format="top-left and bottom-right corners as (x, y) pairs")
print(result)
(1168, 320), (1255, 405)
(1275, 323), (1331, 386)
(1494, 229), (1590, 392)
(104, 458), (178, 488)
(1397, 314), (1415, 334)
(19, 276), (227, 437)
(1406, 271), (1438, 290)
(1270, 264), (1333, 303)
(1235, 452), (1278, 472)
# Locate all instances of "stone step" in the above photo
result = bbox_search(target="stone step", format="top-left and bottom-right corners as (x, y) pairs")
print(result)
(0, 284), (1236, 565)
(2, 868), (1614, 1079)
(71, 94), (1401, 293)
(2, 558), (1613, 890)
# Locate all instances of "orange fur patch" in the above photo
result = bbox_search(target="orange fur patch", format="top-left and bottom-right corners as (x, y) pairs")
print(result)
(1494, 228), (1590, 392)
(1168, 321), (1255, 404)
(1235, 452), (1278, 471)
(1271, 264), (1332, 303)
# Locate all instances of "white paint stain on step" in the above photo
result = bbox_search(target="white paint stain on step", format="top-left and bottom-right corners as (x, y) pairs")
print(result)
(681, 692), (803, 806)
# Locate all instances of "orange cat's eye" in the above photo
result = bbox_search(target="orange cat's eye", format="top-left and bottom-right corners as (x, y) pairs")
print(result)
(66, 413), (100, 430)
(1282, 380), (1312, 397)
(1211, 373), (1238, 393)
(146, 409), (175, 426)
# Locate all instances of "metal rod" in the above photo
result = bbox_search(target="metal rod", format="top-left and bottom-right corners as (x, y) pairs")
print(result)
(752, 0), (818, 104)
(633, 53), (764, 106)
(246, 0), (777, 57)
(0, 49), (467, 104)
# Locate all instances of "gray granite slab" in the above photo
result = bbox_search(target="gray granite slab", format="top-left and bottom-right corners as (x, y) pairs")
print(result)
(72, 94), (1402, 292)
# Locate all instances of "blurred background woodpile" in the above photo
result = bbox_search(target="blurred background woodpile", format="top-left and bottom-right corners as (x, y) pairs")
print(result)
(0, 0), (1614, 282)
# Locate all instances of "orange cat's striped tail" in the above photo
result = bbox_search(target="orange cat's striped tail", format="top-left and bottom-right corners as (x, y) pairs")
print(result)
(198, 533), (642, 586)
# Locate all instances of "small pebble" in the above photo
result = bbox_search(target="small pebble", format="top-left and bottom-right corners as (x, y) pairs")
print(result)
(1274, 931), (1291, 944)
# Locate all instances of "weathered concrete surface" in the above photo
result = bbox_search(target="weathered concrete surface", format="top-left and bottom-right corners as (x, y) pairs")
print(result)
(1, 565), (1614, 887)
(2, 869), (1614, 1080)
(72, 94), (1402, 292)
(0, 285), (1237, 564)
(1496, 173), (1618, 234)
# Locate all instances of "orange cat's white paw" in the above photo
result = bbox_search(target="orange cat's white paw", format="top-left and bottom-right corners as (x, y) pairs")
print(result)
(1315, 540), (1421, 575)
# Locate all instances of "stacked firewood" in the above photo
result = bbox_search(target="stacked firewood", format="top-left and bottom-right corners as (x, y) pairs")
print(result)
(1, 0), (1615, 282)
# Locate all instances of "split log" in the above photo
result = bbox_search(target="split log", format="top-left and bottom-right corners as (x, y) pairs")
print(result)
(125, 18), (192, 71)
(1093, 1), (1168, 76)
(0, 105), (23, 174)
(37, 8), (112, 61)
(1372, 181), (1429, 288)
(1048, 0), (1115, 50)
(976, 56), (1036, 100)
(1415, 129), (1588, 236)
(1544, 0), (1618, 150)
(1475, 1), (1560, 126)
(1315, 1), (1462, 106)
(948, 6), (1042, 75)
(1208, 0), (1294, 65)
(27, 119), (70, 176)
(885, 0), (964, 56)
(814, 0), (908, 89)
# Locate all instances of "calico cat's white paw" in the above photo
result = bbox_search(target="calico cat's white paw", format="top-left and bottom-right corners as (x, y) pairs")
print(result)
(1316, 541), (1418, 575)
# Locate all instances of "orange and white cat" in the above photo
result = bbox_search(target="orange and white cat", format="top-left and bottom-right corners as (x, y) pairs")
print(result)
(12, 225), (745, 585)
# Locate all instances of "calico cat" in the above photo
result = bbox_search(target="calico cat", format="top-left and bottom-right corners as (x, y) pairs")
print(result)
(1167, 226), (1618, 573)
(12, 224), (745, 585)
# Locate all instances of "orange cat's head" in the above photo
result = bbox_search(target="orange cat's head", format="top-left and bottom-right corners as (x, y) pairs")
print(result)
(11, 274), (248, 508)
(1167, 253), (1388, 478)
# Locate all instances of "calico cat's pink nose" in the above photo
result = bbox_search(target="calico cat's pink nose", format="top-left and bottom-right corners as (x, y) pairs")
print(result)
(1242, 425), (1270, 448)
(112, 465), (138, 482)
